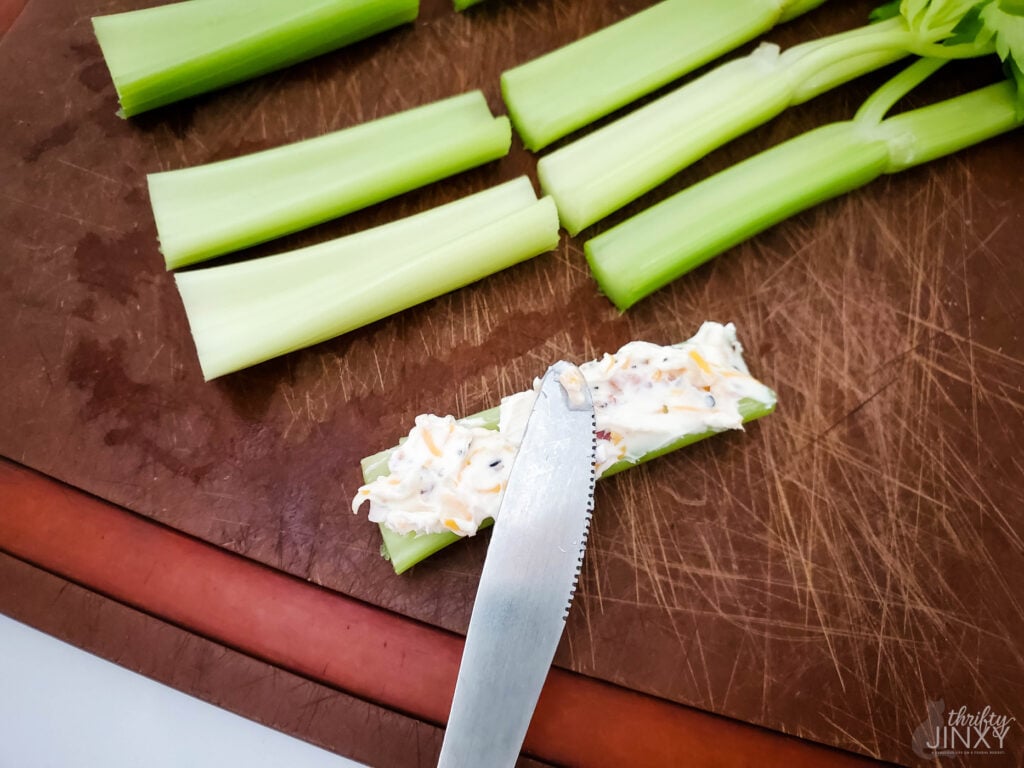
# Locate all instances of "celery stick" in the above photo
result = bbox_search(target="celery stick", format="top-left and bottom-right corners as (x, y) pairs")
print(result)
(174, 178), (558, 380)
(149, 91), (511, 269)
(586, 73), (1023, 310)
(538, 0), (1015, 235)
(501, 0), (828, 151)
(362, 392), (775, 575)
(537, 18), (913, 235)
(92, 0), (419, 117)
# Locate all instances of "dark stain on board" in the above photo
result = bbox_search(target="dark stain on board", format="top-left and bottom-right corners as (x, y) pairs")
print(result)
(22, 121), (76, 163)
(67, 336), (213, 484)
(73, 229), (151, 303)
(78, 61), (111, 94)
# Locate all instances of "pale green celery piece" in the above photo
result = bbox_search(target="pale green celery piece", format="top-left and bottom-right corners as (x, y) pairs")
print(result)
(876, 80), (1022, 169)
(586, 70), (1022, 310)
(361, 395), (776, 575)
(149, 91), (511, 269)
(92, 0), (420, 117)
(543, 1), (1014, 234)
(537, 18), (911, 235)
(175, 178), (557, 380)
(453, 0), (487, 9)
(500, 0), (828, 151)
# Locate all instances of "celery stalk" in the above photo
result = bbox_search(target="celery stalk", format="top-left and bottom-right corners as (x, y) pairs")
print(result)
(537, 18), (916, 235)
(500, 0), (829, 151)
(92, 0), (420, 117)
(586, 71), (1023, 310)
(361, 396), (776, 575)
(538, 0), (1014, 235)
(175, 178), (558, 380)
(149, 91), (511, 269)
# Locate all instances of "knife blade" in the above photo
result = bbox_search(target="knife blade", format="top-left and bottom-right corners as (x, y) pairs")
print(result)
(437, 361), (597, 768)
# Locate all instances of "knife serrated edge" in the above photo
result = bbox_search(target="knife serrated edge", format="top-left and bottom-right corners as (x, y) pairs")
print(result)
(563, 408), (596, 620)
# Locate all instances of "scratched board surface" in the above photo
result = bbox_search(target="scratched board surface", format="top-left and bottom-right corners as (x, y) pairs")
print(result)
(1, 1), (1022, 765)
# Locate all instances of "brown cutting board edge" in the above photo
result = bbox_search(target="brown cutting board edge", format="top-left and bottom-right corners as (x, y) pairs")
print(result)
(1, 2), (1022, 766)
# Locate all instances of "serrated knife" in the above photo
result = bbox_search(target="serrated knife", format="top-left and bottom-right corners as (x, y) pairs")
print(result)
(437, 361), (597, 768)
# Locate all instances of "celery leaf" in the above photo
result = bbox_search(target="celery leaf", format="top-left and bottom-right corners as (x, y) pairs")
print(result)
(947, 4), (989, 43)
(981, 1), (1024, 60)
(981, 0), (1024, 108)
(901, 0), (991, 36)
(870, 1), (903, 21)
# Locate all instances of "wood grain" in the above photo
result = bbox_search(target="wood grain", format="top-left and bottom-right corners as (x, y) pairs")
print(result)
(0, 1), (1021, 766)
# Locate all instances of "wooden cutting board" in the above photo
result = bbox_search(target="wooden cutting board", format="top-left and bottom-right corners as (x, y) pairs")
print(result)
(1, 1), (1022, 765)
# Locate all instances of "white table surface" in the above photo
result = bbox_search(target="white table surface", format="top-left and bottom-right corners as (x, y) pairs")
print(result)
(0, 613), (367, 768)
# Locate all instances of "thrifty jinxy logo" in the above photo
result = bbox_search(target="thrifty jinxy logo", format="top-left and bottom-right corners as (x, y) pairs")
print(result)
(912, 699), (1016, 759)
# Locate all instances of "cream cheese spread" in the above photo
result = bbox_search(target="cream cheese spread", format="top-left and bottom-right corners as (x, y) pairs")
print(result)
(352, 322), (775, 537)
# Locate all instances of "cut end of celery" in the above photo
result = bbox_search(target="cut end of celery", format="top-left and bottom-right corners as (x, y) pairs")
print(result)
(584, 239), (636, 312)
(499, 73), (545, 153)
(536, 158), (588, 236)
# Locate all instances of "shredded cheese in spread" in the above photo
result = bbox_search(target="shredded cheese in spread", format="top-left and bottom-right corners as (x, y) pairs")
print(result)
(353, 322), (775, 537)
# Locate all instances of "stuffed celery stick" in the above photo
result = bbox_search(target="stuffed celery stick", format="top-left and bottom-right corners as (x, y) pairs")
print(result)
(175, 177), (558, 380)
(501, 0), (828, 151)
(92, 0), (419, 117)
(539, 0), (1010, 234)
(586, 59), (1024, 309)
(149, 90), (511, 269)
(353, 322), (777, 573)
